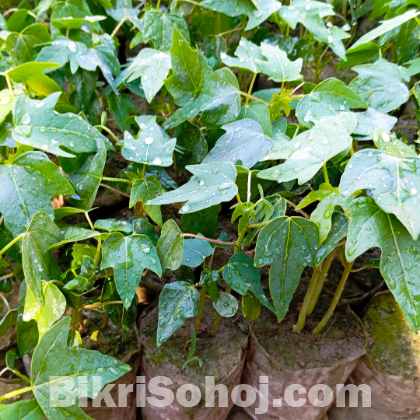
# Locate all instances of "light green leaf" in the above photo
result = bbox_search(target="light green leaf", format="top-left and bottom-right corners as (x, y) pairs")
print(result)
(0, 399), (43, 420)
(157, 219), (183, 271)
(6, 62), (62, 97)
(353, 108), (397, 140)
(340, 148), (420, 240)
(13, 93), (106, 158)
(143, 10), (190, 51)
(238, 101), (272, 137)
(157, 281), (200, 346)
(202, 118), (273, 169)
(255, 43), (303, 82)
(165, 26), (211, 106)
(296, 78), (367, 127)
(6, 23), (51, 65)
(163, 68), (241, 130)
(0, 152), (74, 236)
(129, 176), (164, 226)
(255, 216), (319, 320)
(349, 9), (420, 51)
(346, 197), (420, 332)
(94, 218), (133, 234)
(49, 227), (101, 251)
(22, 212), (62, 304)
(221, 38), (263, 73)
(107, 7), (143, 29)
(349, 59), (410, 113)
(101, 232), (162, 307)
(315, 211), (348, 266)
(122, 115), (176, 166)
(336, 42), (380, 70)
(17, 280), (66, 355)
(150, 162), (238, 213)
(182, 237), (214, 267)
(0, 89), (15, 124)
(213, 291), (238, 317)
(31, 317), (130, 419)
(258, 113), (357, 185)
(223, 252), (273, 311)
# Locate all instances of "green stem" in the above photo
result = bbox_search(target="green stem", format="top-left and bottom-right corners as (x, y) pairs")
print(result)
(293, 265), (323, 332)
(245, 73), (257, 105)
(182, 233), (235, 247)
(195, 286), (207, 334)
(322, 164), (330, 185)
(101, 177), (132, 184)
(156, 0), (161, 10)
(71, 297), (81, 331)
(0, 233), (24, 257)
(99, 183), (130, 198)
(240, 91), (271, 107)
(307, 250), (336, 316)
(110, 16), (127, 38)
(5, 75), (15, 98)
(312, 260), (354, 335)
(142, 164), (146, 178)
(96, 125), (121, 145)
(0, 385), (33, 403)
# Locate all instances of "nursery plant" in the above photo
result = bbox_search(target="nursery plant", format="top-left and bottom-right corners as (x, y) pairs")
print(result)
(0, 0), (419, 417)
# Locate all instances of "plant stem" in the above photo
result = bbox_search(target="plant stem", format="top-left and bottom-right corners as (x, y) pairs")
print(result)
(99, 183), (130, 198)
(84, 212), (95, 230)
(111, 17), (127, 38)
(5, 75), (15, 98)
(218, 24), (242, 37)
(245, 73), (257, 105)
(322, 164), (330, 185)
(247, 170), (252, 202)
(210, 285), (231, 336)
(0, 293), (11, 312)
(312, 260), (354, 335)
(101, 176), (132, 184)
(178, 0), (202, 6)
(239, 92), (271, 107)
(182, 233), (235, 246)
(83, 300), (123, 309)
(285, 199), (310, 219)
(96, 125), (121, 145)
(142, 164), (146, 178)
(0, 272), (14, 282)
(0, 385), (33, 403)
(0, 233), (24, 257)
(293, 265), (322, 332)
(156, 0), (161, 9)
(195, 286), (206, 334)
(307, 250), (336, 316)
(236, 192), (243, 207)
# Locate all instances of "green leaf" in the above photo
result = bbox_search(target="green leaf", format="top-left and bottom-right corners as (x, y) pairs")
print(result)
(101, 232), (162, 307)
(353, 108), (397, 140)
(150, 162), (238, 213)
(22, 212), (62, 303)
(94, 218), (133, 234)
(182, 237), (214, 267)
(174, 122), (208, 173)
(31, 317), (130, 419)
(6, 62), (62, 97)
(129, 176), (164, 226)
(238, 101), (272, 137)
(49, 226), (101, 251)
(6, 24), (51, 66)
(255, 216), (319, 320)
(200, 270), (219, 300)
(0, 89), (15, 125)
(0, 399), (44, 420)
(223, 252), (273, 311)
(221, 38), (263, 73)
(67, 139), (107, 210)
(181, 204), (221, 238)
(163, 68), (241, 130)
(212, 291), (238, 317)
(157, 219), (183, 271)
(296, 183), (349, 245)
(340, 148), (420, 240)
(346, 197), (420, 332)
(122, 115), (176, 166)
(255, 43), (303, 82)
(108, 92), (135, 132)
(315, 211), (348, 265)
(202, 118), (273, 169)
(258, 113), (357, 185)
(349, 9), (420, 51)
(17, 280), (66, 355)
(13, 93), (107, 158)
(0, 309), (18, 339)
(296, 78), (367, 127)
(0, 151), (74, 236)
(349, 59), (410, 113)
(165, 26), (211, 106)
(336, 42), (380, 70)
(143, 10), (190, 51)
(201, 0), (282, 30)
(157, 281), (200, 346)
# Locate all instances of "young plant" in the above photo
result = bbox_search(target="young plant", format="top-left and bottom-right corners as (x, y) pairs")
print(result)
(0, 0), (419, 417)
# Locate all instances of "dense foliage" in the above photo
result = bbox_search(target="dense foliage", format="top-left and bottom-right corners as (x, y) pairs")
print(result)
(0, 0), (420, 417)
